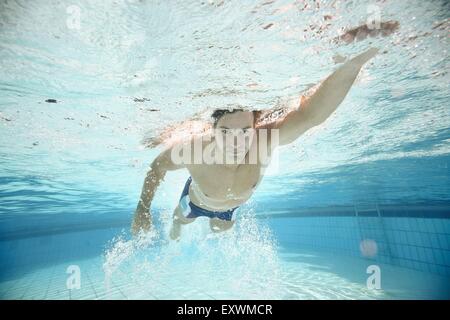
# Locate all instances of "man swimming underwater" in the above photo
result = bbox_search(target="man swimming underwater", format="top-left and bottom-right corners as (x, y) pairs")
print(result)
(131, 48), (379, 240)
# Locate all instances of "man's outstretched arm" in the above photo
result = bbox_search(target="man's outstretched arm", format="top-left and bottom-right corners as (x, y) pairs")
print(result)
(274, 47), (379, 146)
(131, 146), (184, 235)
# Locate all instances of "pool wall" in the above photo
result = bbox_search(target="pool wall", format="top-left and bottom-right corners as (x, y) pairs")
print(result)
(264, 204), (450, 277)
(1, 204), (449, 283)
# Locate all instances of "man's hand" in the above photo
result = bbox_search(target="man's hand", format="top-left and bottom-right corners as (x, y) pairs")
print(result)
(131, 207), (152, 236)
(351, 47), (379, 66)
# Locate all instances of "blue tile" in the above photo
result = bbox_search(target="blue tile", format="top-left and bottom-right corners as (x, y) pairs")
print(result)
(444, 267), (450, 277)
(416, 219), (428, 233)
(399, 219), (409, 231)
(420, 232), (431, 248)
(436, 265), (446, 276)
(419, 262), (429, 272)
(434, 249), (445, 265)
(443, 220), (450, 234)
(429, 263), (438, 274)
(400, 231), (408, 244)
(432, 219), (446, 234)
(414, 232), (425, 247)
(425, 219), (436, 233)
(438, 234), (450, 250)
(424, 248), (435, 263)
(394, 231), (403, 244)
(416, 247), (426, 261)
(409, 218), (419, 231)
(406, 231), (418, 246)
(390, 244), (399, 256)
(410, 246), (419, 260)
(443, 250), (450, 266)
(405, 259), (414, 269)
(429, 233), (441, 249)
(408, 246), (415, 259)
(399, 245), (407, 259)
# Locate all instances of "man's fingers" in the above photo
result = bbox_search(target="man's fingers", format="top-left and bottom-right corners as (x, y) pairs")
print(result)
(360, 47), (379, 62)
(365, 47), (379, 58)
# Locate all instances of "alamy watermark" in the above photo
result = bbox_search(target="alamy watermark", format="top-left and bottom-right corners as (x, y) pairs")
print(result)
(66, 265), (81, 290)
(366, 5), (382, 30)
(169, 128), (280, 173)
(366, 265), (381, 290)
(66, 5), (81, 30)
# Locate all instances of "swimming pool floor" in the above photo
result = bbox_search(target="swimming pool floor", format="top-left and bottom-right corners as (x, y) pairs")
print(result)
(1, 245), (448, 300)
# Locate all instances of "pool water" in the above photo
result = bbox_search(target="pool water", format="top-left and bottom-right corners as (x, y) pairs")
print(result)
(0, 0), (449, 300)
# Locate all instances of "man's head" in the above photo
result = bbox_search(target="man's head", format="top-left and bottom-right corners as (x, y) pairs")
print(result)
(211, 108), (258, 159)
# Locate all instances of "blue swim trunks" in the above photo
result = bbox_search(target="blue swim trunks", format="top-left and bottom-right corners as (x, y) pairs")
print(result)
(179, 176), (238, 221)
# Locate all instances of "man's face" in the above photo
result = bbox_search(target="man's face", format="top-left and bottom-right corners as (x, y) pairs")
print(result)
(214, 111), (255, 161)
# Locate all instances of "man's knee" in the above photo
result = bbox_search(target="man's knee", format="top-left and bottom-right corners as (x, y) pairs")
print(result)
(173, 205), (196, 225)
(210, 219), (234, 232)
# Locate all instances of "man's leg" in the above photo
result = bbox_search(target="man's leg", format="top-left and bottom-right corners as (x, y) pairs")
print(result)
(169, 203), (196, 240)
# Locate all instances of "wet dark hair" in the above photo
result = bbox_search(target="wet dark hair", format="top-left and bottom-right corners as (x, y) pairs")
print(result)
(211, 108), (260, 127)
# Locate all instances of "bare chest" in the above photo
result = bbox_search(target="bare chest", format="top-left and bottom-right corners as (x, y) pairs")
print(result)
(187, 163), (262, 199)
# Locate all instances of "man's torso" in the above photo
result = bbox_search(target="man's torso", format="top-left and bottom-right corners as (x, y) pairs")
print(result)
(184, 129), (272, 211)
